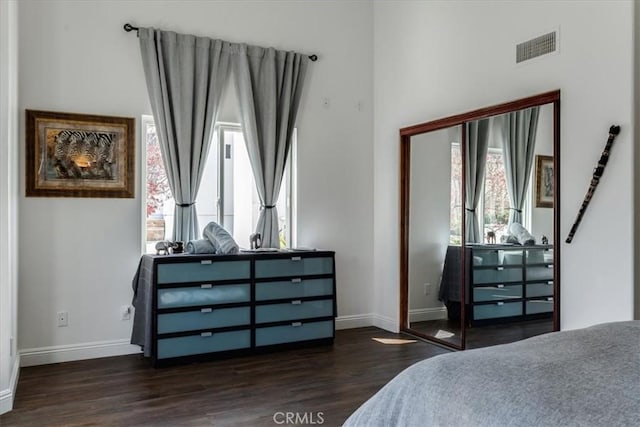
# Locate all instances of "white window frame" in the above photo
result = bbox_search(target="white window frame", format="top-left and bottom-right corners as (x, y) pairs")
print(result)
(140, 114), (155, 254)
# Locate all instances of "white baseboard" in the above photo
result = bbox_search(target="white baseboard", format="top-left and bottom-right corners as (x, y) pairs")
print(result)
(335, 313), (399, 332)
(409, 307), (447, 323)
(0, 353), (20, 415)
(372, 313), (399, 333)
(335, 314), (375, 330)
(0, 390), (11, 415)
(20, 339), (142, 367)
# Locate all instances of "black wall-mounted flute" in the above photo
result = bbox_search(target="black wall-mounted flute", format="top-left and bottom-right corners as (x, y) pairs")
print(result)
(565, 125), (621, 244)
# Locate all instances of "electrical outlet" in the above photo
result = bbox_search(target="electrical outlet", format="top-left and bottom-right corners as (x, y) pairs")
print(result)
(424, 283), (432, 296)
(120, 305), (132, 321)
(57, 311), (68, 327)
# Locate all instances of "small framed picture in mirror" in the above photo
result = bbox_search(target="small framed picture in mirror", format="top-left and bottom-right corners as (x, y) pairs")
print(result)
(535, 155), (554, 208)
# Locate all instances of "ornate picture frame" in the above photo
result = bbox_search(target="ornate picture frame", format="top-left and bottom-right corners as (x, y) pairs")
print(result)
(26, 110), (135, 198)
(535, 155), (554, 208)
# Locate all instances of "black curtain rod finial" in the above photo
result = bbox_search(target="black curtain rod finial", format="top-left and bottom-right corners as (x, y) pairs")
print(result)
(309, 54), (318, 62)
(123, 23), (139, 35)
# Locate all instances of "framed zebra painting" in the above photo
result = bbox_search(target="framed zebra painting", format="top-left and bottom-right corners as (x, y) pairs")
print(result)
(25, 110), (135, 198)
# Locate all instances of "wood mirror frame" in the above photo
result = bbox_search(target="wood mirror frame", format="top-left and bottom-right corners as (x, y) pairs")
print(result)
(399, 90), (561, 349)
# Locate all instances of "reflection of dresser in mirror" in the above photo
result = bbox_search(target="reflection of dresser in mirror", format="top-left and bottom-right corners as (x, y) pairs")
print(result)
(440, 244), (554, 326)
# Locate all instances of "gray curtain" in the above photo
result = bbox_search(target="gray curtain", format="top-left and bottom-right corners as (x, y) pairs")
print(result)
(465, 119), (491, 243)
(501, 107), (540, 225)
(233, 45), (308, 248)
(139, 28), (230, 241)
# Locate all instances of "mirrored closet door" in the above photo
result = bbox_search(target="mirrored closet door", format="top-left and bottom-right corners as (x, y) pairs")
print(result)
(400, 91), (561, 350)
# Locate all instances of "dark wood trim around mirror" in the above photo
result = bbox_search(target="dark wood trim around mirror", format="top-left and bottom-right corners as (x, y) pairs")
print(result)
(399, 90), (561, 350)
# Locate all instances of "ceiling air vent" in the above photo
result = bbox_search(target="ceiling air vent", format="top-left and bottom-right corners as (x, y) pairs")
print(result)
(516, 31), (557, 63)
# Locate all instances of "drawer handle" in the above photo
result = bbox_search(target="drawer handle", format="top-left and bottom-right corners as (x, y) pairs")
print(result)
(547, 281), (553, 285)
(201, 260), (212, 265)
(496, 284), (505, 288)
(291, 256), (302, 261)
(291, 322), (302, 327)
(201, 284), (213, 289)
(547, 265), (553, 269)
(547, 297), (554, 302)
(496, 302), (504, 306)
(201, 308), (213, 313)
(496, 266), (504, 271)
(200, 332), (213, 337)
(291, 278), (302, 283)
(291, 300), (302, 305)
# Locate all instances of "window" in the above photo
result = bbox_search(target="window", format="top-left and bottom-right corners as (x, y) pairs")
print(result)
(449, 143), (528, 244)
(481, 148), (510, 240)
(449, 143), (462, 244)
(142, 117), (296, 253)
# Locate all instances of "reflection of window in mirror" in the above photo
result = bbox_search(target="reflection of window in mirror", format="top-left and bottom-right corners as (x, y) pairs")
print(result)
(449, 142), (531, 245)
(481, 148), (512, 242)
(449, 143), (462, 244)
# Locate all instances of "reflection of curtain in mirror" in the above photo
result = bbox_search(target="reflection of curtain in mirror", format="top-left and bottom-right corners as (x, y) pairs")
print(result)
(501, 107), (540, 225)
(465, 119), (491, 243)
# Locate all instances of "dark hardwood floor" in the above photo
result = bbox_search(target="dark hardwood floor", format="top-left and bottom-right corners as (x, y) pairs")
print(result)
(1, 327), (449, 426)
(410, 318), (554, 349)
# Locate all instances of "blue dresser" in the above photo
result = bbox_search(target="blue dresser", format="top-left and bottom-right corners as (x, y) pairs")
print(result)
(469, 244), (553, 325)
(134, 251), (336, 367)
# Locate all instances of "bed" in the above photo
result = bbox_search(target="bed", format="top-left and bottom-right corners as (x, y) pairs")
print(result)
(344, 321), (640, 426)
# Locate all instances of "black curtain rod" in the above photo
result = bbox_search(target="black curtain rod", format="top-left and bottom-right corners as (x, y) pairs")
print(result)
(123, 23), (318, 62)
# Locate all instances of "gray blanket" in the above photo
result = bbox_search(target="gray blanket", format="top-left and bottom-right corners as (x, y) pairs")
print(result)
(344, 321), (640, 427)
(131, 255), (156, 357)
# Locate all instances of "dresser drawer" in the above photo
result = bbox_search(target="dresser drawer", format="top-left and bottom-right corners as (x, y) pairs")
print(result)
(527, 282), (554, 298)
(255, 278), (333, 301)
(526, 248), (553, 264)
(255, 320), (333, 346)
(473, 267), (522, 284)
(256, 299), (333, 324)
(255, 256), (333, 278)
(157, 329), (250, 359)
(157, 260), (250, 284)
(526, 265), (553, 281)
(473, 302), (522, 320)
(158, 284), (250, 308)
(473, 284), (522, 302)
(472, 250), (499, 266)
(502, 251), (523, 265)
(157, 307), (250, 334)
(526, 298), (554, 314)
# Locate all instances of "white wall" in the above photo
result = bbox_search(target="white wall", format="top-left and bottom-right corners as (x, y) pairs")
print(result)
(0, 0), (20, 413)
(373, 1), (634, 331)
(18, 0), (373, 363)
